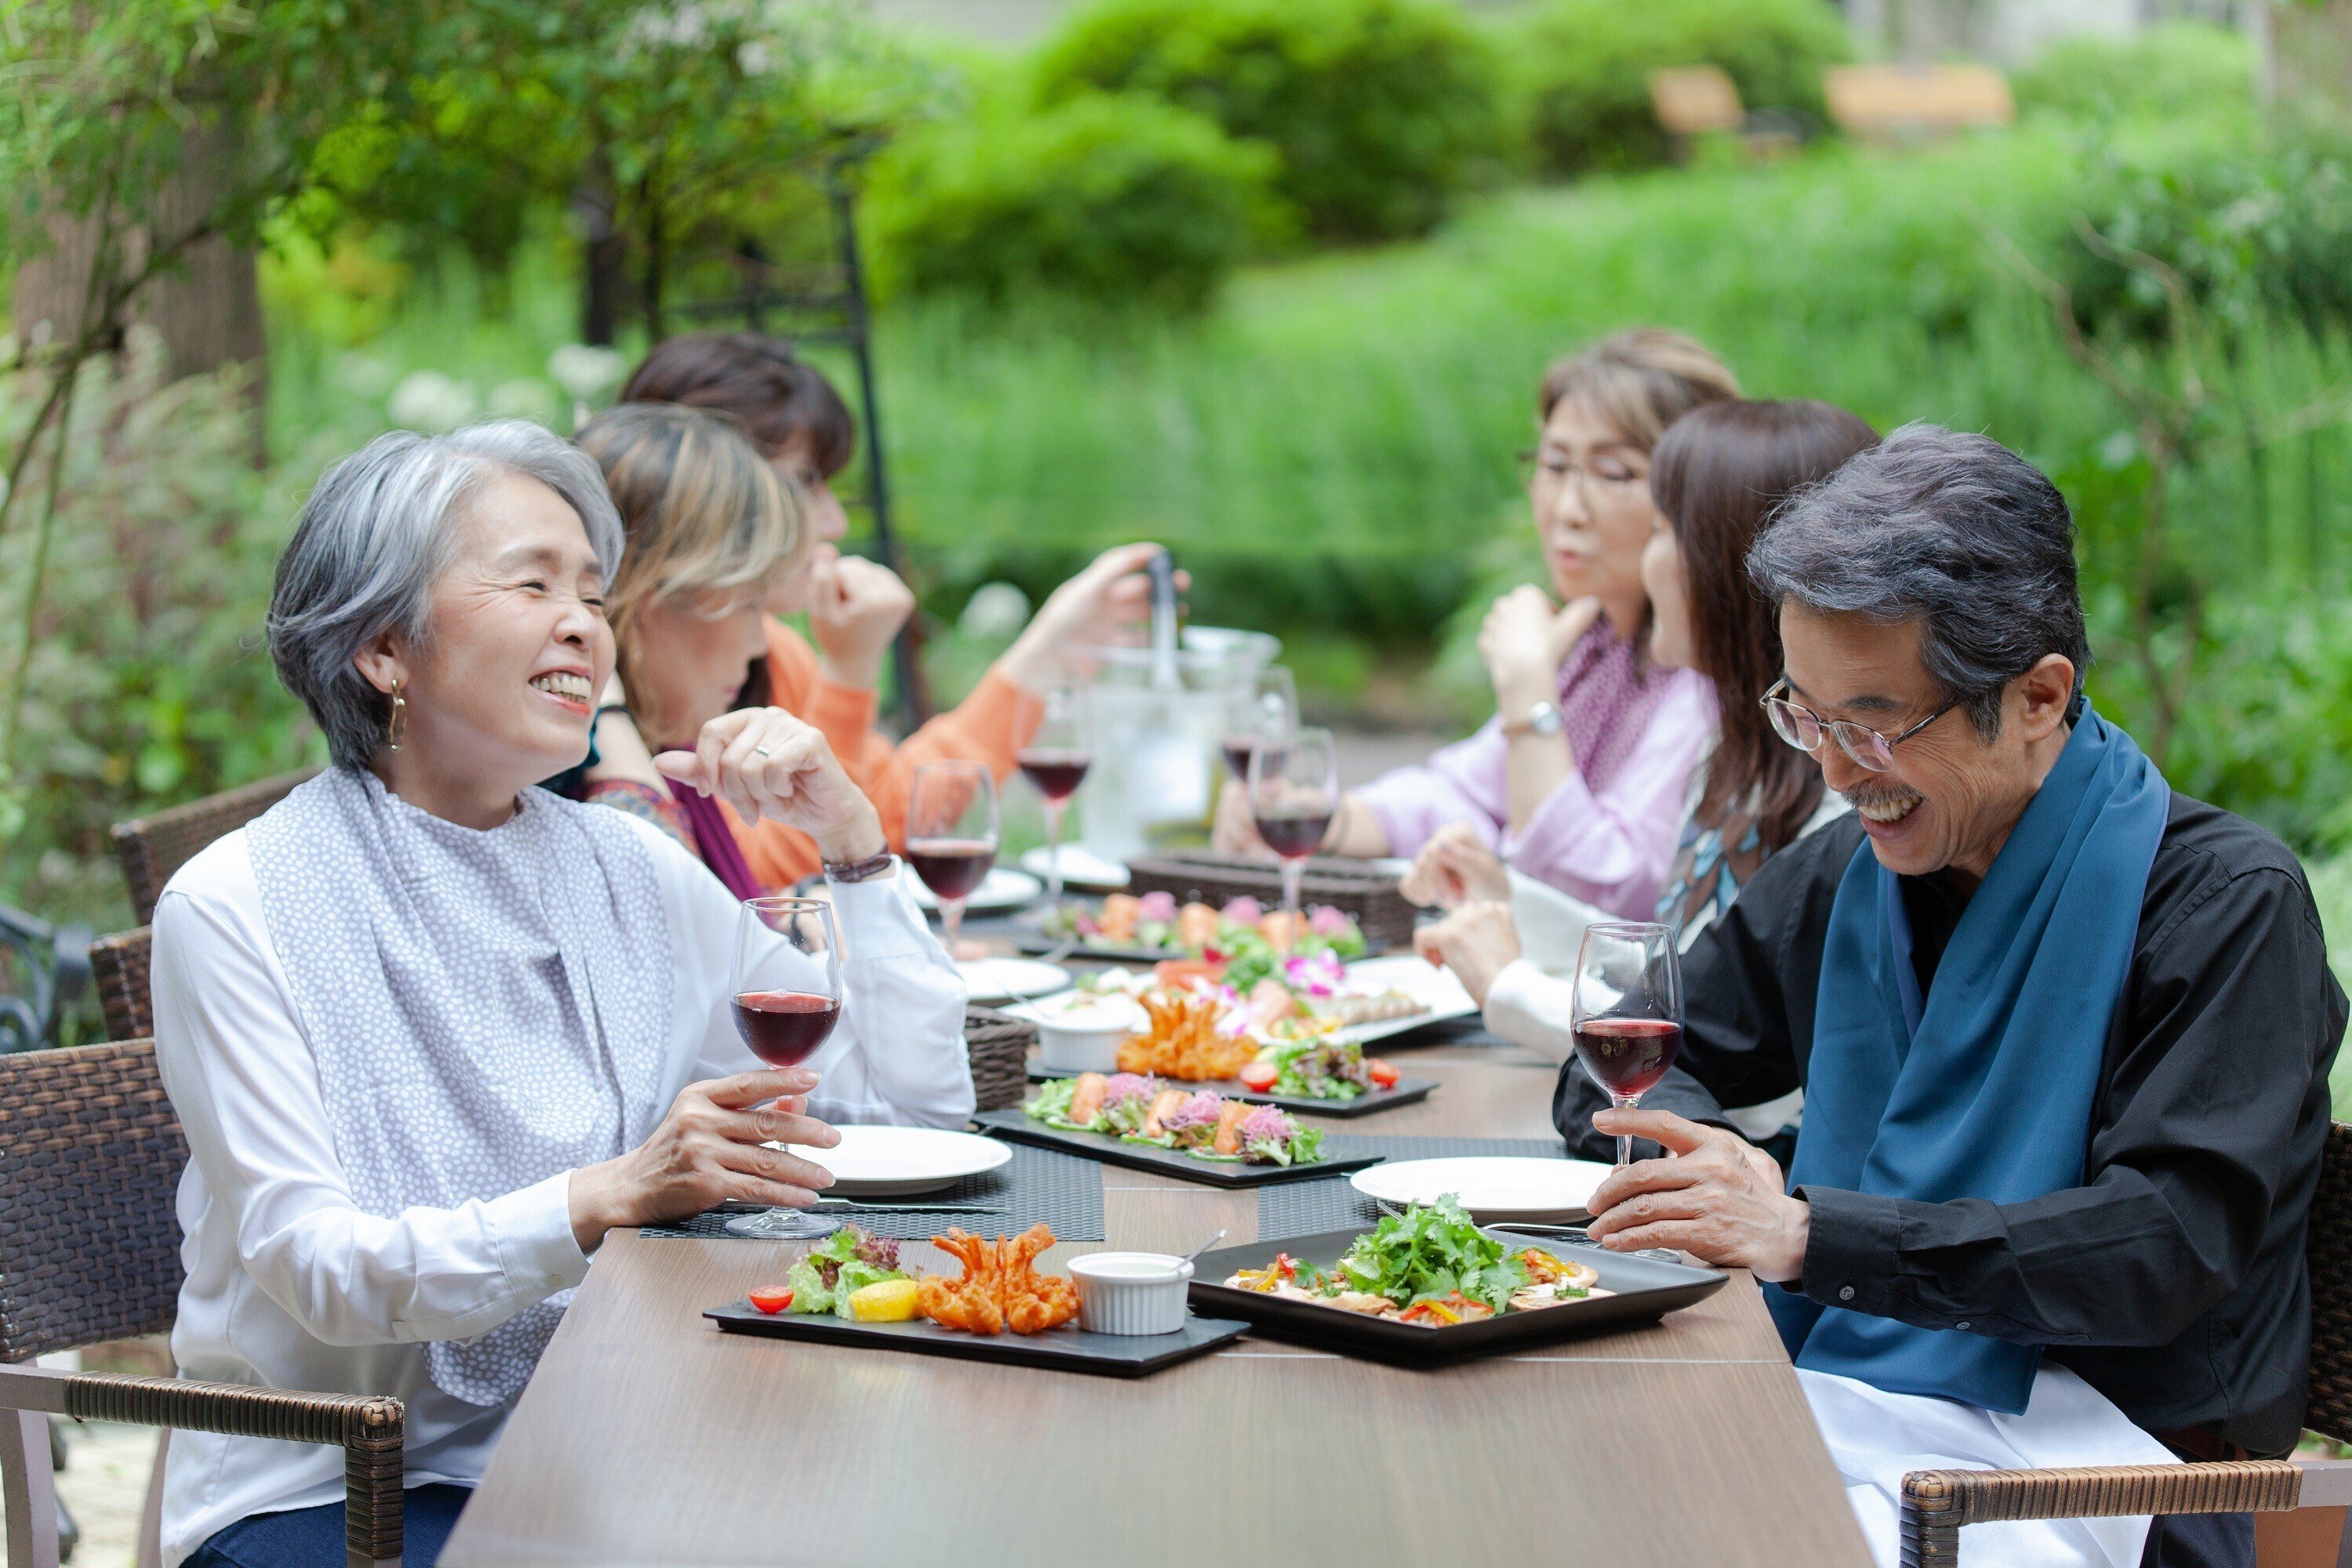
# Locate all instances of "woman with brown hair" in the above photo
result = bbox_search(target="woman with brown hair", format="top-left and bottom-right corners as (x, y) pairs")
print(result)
(1220, 329), (1739, 920)
(1412, 398), (1878, 1133)
(619, 332), (1171, 889)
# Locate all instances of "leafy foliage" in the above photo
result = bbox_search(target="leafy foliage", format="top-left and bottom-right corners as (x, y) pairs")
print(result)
(866, 93), (1279, 310)
(1504, 0), (1849, 176)
(2011, 21), (2256, 125)
(0, 336), (318, 927)
(1033, 0), (1506, 241)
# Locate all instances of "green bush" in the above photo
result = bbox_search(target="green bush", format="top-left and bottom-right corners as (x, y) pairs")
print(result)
(865, 92), (1279, 310)
(1033, 0), (1505, 241)
(2012, 21), (2255, 125)
(1506, 0), (1849, 176)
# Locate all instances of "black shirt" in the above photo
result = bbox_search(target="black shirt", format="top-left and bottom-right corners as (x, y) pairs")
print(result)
(1552, 794), (2347, 1454)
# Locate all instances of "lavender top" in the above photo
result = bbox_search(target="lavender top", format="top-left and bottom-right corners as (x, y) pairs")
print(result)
(1356, 627), (1716, 920)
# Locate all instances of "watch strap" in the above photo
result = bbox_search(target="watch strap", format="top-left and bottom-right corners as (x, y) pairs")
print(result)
(823, 851), (897, 884)
(1502, 700), (1563, 739)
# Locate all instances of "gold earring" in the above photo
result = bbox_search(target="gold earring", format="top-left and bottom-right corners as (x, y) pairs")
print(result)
(387, 679), (407, 753)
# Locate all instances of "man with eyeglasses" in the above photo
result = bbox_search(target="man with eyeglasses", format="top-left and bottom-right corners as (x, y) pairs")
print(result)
(1555, 423), (2343, 1568)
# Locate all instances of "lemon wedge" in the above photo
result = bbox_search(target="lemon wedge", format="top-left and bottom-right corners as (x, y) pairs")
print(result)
(845, 1278), (922, 1323)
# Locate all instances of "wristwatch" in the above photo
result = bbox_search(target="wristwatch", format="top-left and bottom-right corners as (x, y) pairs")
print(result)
(822, 850), (897, 884)
(1503, 699), (1563, 739)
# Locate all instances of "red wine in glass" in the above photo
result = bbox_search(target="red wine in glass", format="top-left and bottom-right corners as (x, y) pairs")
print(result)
(733, 989), (842, 1067)
(1253, 808), (1330, 860)
(1017, 748), (1091, 804)
(906, 837), (996, 903)
(1572, 1017), (1683, 1099)
(1222, 737), (1290, 782)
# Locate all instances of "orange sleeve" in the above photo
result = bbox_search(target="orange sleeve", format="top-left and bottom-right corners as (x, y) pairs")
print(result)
(866, 669), (1044, 849)
(728, 628), (1045, 880)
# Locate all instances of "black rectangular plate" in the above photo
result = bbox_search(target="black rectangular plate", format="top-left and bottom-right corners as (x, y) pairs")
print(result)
(706, 1301), (1249, 1377)
(974, 1108), (1385, 1187)
(1185, 1226), (1726, 1365)
(1024, 1063), (1436, 1119)
(1011, 916), (1395, 961)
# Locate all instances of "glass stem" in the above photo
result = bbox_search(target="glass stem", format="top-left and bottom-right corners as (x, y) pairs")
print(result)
(1044, 800), (1066, 911)
(1279, 855), (1305, 942)
(1614, 1092), (1638, 1169)
(942, 898), (964, 954)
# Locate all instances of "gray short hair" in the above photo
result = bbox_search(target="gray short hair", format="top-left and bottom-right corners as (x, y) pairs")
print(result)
(1745, 423), (2089, 740)
(269, 420), (626, 768)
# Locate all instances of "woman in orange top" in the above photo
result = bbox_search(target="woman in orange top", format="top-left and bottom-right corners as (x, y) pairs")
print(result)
(616, 332), (1171, 887)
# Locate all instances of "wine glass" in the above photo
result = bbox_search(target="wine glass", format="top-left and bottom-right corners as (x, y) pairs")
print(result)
(906, 760), (1000, 956)
(1015, 680), (1091, 916)
(1221, 666), (1298, 782)
(724, 896), (847, 1241)
(1570, 922), (1685, 1169)
(1247, 724), (1338, 941)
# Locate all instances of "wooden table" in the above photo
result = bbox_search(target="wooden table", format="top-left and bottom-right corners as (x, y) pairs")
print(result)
(441, 1044), (1872, 1566)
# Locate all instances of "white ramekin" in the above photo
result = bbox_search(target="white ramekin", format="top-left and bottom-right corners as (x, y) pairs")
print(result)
(1068, 1251), (1195, 1335)
(1029, 999), (1143, 1073)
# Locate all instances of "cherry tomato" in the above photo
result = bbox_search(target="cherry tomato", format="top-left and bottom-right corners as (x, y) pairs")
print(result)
(1237, 1058), (1279, 1091)
(1367, 1058), (1401, 1089)
(748, 1286), (796, 1314)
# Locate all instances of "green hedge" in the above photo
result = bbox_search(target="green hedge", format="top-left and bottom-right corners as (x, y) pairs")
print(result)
(1033, 0), (1505, 241)
(1506, 0), (1849, 176)
(2011, 21), (2255, 124)
(865, 91), (1279, 310)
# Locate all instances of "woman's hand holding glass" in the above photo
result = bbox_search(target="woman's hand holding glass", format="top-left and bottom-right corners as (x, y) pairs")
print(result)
(565, 1067), (840, 1252)
(653, 706), (885, 864)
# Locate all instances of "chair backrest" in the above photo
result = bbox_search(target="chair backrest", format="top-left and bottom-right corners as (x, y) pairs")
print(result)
(89, 927), (154, 1041)
(1650, 66), (1744, 137)
(0, 1040), (187, 1362)
(2307, 1122), (2352, 1443)
(1824, 64), (2014, 139)
(111, 768), (319, 925)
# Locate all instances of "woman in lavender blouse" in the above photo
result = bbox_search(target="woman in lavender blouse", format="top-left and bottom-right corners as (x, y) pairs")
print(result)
(1224, 331), (1737, 920)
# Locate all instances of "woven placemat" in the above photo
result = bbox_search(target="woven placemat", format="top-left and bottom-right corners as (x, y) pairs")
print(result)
(1255, 1135), (1570, 1240)
(642, 1139), (1106, 1242)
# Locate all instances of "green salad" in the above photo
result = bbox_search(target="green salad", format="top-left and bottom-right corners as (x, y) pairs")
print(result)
(782, 1225), (909, 1316)
(1331, 1195), (1531, 1313)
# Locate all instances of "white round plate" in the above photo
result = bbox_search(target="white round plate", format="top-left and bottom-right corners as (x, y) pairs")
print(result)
(798, 1126), (1012, 1197)
(1018, 845), (1130, 890)
(955, 956), (1073, 1003)
(909, 866), (1041, 913)
(1348, 1156), (1613, 1225)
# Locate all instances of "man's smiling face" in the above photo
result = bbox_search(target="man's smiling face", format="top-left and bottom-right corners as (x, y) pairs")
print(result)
(1778, 604), (2056, 881)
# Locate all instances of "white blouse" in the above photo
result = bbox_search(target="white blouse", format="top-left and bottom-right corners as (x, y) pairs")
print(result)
(149, 815), (971, 1565)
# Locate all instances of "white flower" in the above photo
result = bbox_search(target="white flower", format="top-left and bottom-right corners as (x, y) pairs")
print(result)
(387, 371), (481, 433)
(336, 353), (397, 397)
(547, 344), (629, 402)
(959, 582), (1032, 640)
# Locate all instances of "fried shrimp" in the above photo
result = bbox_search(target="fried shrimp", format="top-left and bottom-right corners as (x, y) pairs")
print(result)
(917, 1225), (1079, 1336)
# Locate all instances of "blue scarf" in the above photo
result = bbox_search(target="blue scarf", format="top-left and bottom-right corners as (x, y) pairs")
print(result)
(1765, 706), (2168, 1414)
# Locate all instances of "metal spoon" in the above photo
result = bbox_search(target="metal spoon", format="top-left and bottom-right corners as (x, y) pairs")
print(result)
(1175, 1228), (1228, 1269)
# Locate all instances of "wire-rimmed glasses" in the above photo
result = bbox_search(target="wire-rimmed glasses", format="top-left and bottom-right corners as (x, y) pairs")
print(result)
(1759, 677), (1959, 773)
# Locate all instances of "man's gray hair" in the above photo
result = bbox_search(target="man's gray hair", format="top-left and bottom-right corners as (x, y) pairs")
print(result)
(1745, 423), (2089, 740)
(268, 420), (626, 768)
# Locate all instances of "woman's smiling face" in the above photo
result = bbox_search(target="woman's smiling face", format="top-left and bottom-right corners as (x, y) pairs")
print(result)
(388, 471), (616, 791)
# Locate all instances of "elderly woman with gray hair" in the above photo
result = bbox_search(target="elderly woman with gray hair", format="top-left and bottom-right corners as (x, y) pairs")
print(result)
(149, 421), (973, 1568)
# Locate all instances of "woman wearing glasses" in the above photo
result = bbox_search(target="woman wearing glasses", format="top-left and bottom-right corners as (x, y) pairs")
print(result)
(1218, 330), (1734, 920)
(1412, 398), (1876, 1155)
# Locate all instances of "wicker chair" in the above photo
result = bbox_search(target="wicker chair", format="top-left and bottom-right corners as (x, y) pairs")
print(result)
(1899, 1122), (2352, 1563)
(88, 928), (154, 1043)
(110, 769), (318, 927)
(0, 1040), (403, 1568)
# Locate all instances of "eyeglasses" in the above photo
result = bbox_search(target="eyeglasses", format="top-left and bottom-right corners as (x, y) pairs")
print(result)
(1759, 677), (1959, 773)
(1516, 447), (1646, 497)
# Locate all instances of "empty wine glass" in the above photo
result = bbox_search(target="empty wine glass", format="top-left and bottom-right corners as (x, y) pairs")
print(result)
(724, 895), (846, 1241)
(1222, 666), (1298, 782)
(906, 760), (1000, 956)
(1247, 724), (1338, 941)
(1015, 681), (1091, 916)
(1570, 922), (1685, 1169)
